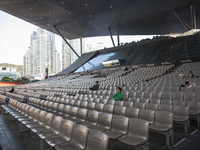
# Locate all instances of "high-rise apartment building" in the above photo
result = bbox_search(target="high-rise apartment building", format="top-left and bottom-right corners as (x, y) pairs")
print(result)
(23, 28), (61, 77)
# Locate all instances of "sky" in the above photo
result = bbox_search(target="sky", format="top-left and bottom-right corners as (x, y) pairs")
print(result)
(0, 10), (153, 66)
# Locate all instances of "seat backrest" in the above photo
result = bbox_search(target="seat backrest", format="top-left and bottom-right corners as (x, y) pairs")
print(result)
(33, 108), (40, 120)
(128, 118), (149, 141)
(71, 124), (89, 149)
(173, 100), (185, 106)
(139, 109), (155, 124)
(74, 100), (81, 107)
(114, 106), (126, 116)
(63, 105), (71, 114)
(103, 104), (114, 114)
(184, 93), (195, 102)
(172, 93), (183, 101)
(77, 108), (88, 121)
(158, 104), (172, 112)
(86, 130), (109, 150)
(114, 101), (124, 106)
(80, 101), (88, 108)
(95, 103), (104, 112)
(100, 99), (107, 104)
(57, 104), (65, 113)
(173, 106), (189, 120)
(43, 113), (54, 129)
(69, 100), (75, 106)
(146, 103), (158, 111)
(87, 102), (96, 110)
(123, 101), (133, 107)
(161, 100), (172, 105)
(60, 119), (75, 141)
(87, 110), (99, 124)
(69, 107), (79, 117)
(51, 116), (63, 134)
(150, 99), (161, 104)
(134, 102), (146, 109)
(98, 112), (113, 129)
(125, 107), (139, 118)
(52, 103), (58, 111)
(111, 115), (129, 134)
(47, 102), (53, 109)
(107, 100), (115, 105)
(155, 111), (173, 128)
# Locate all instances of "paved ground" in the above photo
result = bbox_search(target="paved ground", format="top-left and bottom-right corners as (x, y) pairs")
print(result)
(0, 109), (200, 150)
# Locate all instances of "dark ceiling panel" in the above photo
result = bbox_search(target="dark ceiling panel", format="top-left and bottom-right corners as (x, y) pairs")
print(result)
(0, 0), (199, 39)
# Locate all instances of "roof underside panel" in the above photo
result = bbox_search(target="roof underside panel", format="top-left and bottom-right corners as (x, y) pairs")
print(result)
(0, 0), (200, 39)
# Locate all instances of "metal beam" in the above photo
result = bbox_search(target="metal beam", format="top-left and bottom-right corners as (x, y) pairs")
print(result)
(116, 26), (120, 46)
(80, 36), (83, 56)
(173, 10), (191, 31)
(108, 27), (115, 47)
(190, 5), (197, 29)
(53, 25), (80, 58)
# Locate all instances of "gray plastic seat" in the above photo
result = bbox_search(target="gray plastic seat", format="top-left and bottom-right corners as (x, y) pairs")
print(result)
(22, 108), (41, 126)
(52, 103), (58, 113)
(150, 99), (161, 104)
(57, 104), (65, 116)
(62, 105), (71, 118)
(172, 93), (183, 101)
(79, 110), (99, 127)
(184, 93), (195, 103)
(37, 116), (63, 139)
(74, 100), (81, 107)
(47, 102), (53, 112)
(90, 112), (112, 131)
(114, 101), (124, 106)
(161, 100), (172, 105)
(161, 92), (172, 101)
(68, 107), (79, 120)
(150, 111), (174, 149)
(55, 124), (89, 150)
(146, 103), (158, 111)
(80, 101), (88, 108)
(125, 107), (139, 118)
(118, 118), (149, 148)
(100, 99), (108, 104)
(134, 102), (146, 109)
(103, 104), (114, 114)
(95, 103), (104, 112)
(68, 100), (75, 106)
(139, 109), (155, 125)
(85, 130), (109, 150)
(45, 119), (75, 147)
(158, 104), (172, 112)
(107, 100), (115, 105)
(114, 105), (126, 116)
(104, 115), (129, 139)
(173, 100), (185, 107)
(123, 101), (133, 107)
(87, 102), (96, 110)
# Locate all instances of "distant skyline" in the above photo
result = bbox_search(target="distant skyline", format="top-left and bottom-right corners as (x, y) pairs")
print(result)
(0, 10), (154, 66)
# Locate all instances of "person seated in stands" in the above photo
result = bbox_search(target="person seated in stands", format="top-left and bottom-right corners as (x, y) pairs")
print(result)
(89, 81), (99, 91)
(124, 67), (129, 71)
(9, 86), (14, 93)
(188, 71), (194, 78)
(179, 71), (185, 79)
(185, 81), (196, 88)
(112, 87), (123, 101)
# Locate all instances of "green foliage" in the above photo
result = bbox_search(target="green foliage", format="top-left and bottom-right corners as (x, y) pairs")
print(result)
(1, 76), (30, 83)
(1, 76), (14, 82)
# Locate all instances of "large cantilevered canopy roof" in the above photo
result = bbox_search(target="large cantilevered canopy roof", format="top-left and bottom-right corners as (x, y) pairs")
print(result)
(0, 0), (200, 39)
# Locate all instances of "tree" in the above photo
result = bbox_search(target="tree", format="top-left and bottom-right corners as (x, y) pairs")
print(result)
(1, 76), (14, 82)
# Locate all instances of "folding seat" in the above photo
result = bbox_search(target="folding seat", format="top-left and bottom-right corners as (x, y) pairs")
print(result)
(172, 93), (183, 101)
(39, 100), (45, 109)
(158, 104), (172, 112)
(55, 124), (89, 150)
(79, 110), (99, 127)
(68, 100), (75, 106)
(103, 104), (114, 114)
(118, 118), (149, 149)
(82, 97), (88, 101)
(90, 112), (112, 132)
(93, 99), (100, 103)
(114, 101), (124, 106)
(114, 105), (126, 116)
(196, 94), (200, 102)
(173, 106), (190, 136)
(100, 99), (107, 104)
(104, 115), (129, 139)
(143, 92), (152, 99)
(87, 98), (93, 102)
(59, 98), (65, 104)
(38, 116), (63, 149)
(74, 100), (81, 107)
(150, 111), (174, 149)
(45, 119), (75, 147)
(87, 102), (96, 110)
(47, 102), (53, 112)
(134, 102), (146, 109)
(17, 106), (36, 122)
(30, 112), (54, 133)
(67, 107), (79, 120)
(183, 93), (195, 103)
(21, 108), (40, 126)
(135, 92), (144, 99)
(62, 105), (71, 118)
(125, 107), (139, 118)
(150, 99), (161, 104)
(70, 108), (88, 123)
(139, 98), (149, 103)
(139, 109), (155, 125)
(107, 100), (115, 105)
(123, 101), (133, 107)
(146, 103), (158, 111)
(152, 92), (162, 100)
(80, 101), (88, 108)
(57, 104), (65, 116)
